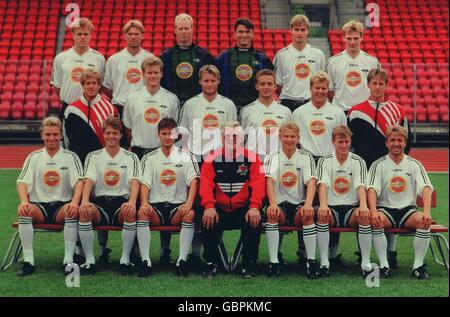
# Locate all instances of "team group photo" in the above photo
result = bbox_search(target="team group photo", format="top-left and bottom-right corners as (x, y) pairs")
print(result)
(0, 0), (448, 298)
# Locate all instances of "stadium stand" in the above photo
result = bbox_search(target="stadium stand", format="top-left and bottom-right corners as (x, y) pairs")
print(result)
(329, 0), (449, 123)
(0, 0), (60, 120)
(0, 0), (448, 124)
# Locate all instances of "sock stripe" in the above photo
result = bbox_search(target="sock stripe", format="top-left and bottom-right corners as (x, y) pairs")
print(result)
(182, 222), (195, 229)
(372, 229), (384, 236)
(18, 217), (33, 224)
(415, 232), (431, 239)
(137, 221), (150, 227)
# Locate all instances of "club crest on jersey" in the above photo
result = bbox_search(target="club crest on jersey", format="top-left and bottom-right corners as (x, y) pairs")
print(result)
(70, 67), (84, 83)
(44, 170), (61, 187)
(281, 171), (297, 188)
(237, 164), (248, 176)
(295, 63), (311, 79)
(126, 68), (142, 84)
(262, 119), (278, 135)
(144, 107), (160, 125)
(309, 120), (326, 136)
(203, 114), (219, 129)
(389, 176), (407, 193)
(104, 170), (120, 187)
(345, 70), (362, 88)
(176, 62), (194, 79)
(235, 64), (253, 81)
(160, 169), (177, 186)
(333, 177), (350, 195)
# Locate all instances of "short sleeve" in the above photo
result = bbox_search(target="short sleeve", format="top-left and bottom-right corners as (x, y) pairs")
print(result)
(17, 153), (35, 186)
(83, 152), (98, 183)
(69, 152), (83, 188)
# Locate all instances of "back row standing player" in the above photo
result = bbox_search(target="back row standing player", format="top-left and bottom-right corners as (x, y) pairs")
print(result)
(51, 18), (105, 120)
(274, 15), (326, 112)
(102, 20), (154, 121)
(217, 18), (274, 114)
(327, 21), (380, 113)
(160, 13), (216, 107)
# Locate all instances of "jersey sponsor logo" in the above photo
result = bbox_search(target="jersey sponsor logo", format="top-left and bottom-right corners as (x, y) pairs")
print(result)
(262, 119), (278, 135)
(104, 170), (120, 187)
(333, 176), (350, 195)
(295, 63), (311, 79)
(144, 107), (160, 125)
(235, 64), (253, 81)
(389, 176), (407, 193)
(44, 170), (61, 187)
(237, 164), (248, 176)
(160, 169), (177, 186)
(203, 114), (219, 129)
(309, 120), (326, 136)
(70, 67), (84, 83)
(176, 62), (194, 79)
(345, 70), (362, 88)
(281, 171), (297, 188)
(126, 68), (142, 84)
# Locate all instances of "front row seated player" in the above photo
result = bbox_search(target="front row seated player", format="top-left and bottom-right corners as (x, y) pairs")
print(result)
(367, 125), (434, 279)
(137, 118), (200, 277)
(264, 122), (318, 278)
(200, 122), (265, 278)
(316, 126), (373, 278)
(79, 117), (141, 274)
(16, 117), (84, 276)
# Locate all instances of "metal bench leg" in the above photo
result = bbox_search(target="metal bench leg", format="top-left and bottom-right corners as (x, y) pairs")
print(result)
(428, 241), (442, 266)
(229, 237), (243, 273)
(218, 235), (230, 272)
(1, 231), (21, 271)
(432, 233), (449, 271)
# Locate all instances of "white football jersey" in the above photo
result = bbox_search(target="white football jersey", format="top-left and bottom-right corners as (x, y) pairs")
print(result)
(317, 152), (367, 206)
(84, 148), (141, 198)
(292, 101), (347, 157)
(103, 48), (155, 106)
(240, 100), (292, 158)
(123, 86), (179, 149)
(274, 43), (326, 100)
(367, 154), (433, 209)
(327, 50), (380, 111)
(179, 93), (237, 156)
(265, 149), (316, 205)
(51, 48), (106, 104)
(17, 148), (83, 202)
(140, 147), (200, 204)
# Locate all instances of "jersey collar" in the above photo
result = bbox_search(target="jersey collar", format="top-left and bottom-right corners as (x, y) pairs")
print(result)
(81, 94), (102, 106)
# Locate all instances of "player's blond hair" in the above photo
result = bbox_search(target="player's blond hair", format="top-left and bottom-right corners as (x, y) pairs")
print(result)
(199, 65), (221, 81)
(386, 125), (408, 141)
(80, 69), (101, 86)
(279, 121), (300, 135)
(332, 125), (353, 140)
(175, 13), (193, 28)
(342, 21), (364, 37)
(290, 14), (310, 29)
(141, 55), (164, 72)
(123, 19), (144, 34)
(256, 69), (276, 83)
(221, 121), (242, 134)
(72, 18), (94, 33)
(41, 117), (62, 132)
(310, 71), (331, 87)
(367, 68), (389, 84)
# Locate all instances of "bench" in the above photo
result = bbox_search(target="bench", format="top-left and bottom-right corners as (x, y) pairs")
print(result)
(2, 193), (448, 273)
(1, 225), (232, 271)
(225, 191), (449, 272)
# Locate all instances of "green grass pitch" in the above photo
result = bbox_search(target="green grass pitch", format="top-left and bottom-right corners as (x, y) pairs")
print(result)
(0, 170), (448, 297)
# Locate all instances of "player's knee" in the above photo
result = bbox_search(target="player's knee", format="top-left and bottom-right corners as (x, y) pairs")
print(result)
(267, 214), (278, 224)
(182, 210), (194, 223)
